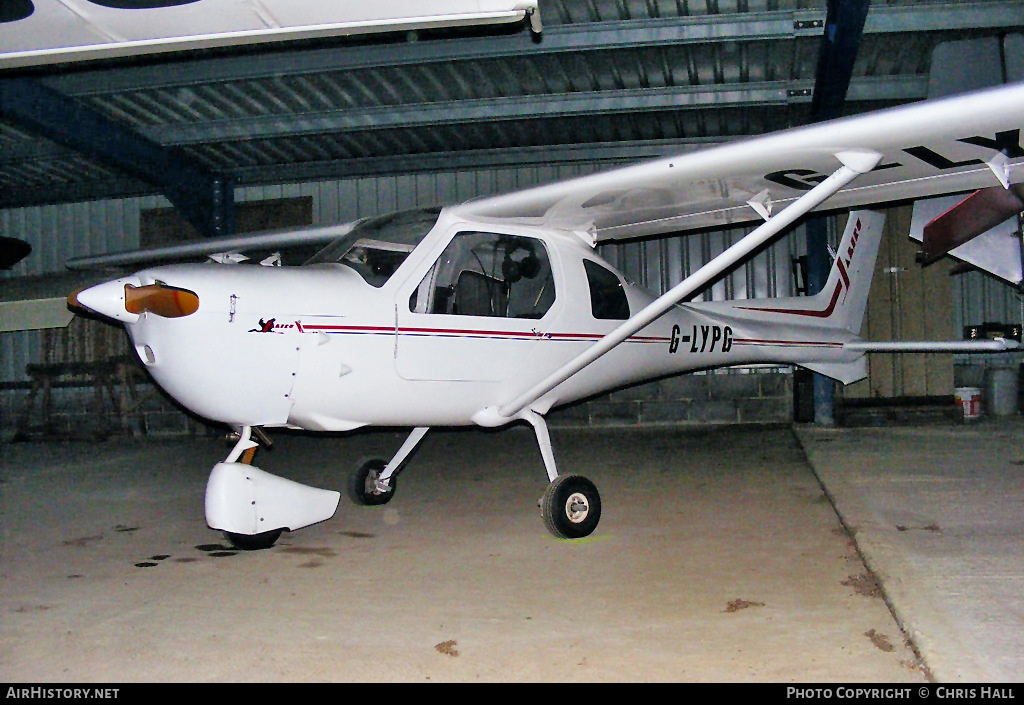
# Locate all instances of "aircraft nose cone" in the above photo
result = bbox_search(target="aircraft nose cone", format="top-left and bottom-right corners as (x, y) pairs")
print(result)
(70, 276), (142, 323)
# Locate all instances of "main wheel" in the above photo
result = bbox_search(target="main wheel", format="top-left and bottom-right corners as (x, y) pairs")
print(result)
(540, 474), (601, 539)
(225, 528), (282, 551)
(348, 458), (396, 506)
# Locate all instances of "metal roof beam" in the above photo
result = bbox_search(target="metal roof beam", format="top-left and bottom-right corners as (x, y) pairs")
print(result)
(0, 177), (153, 209)
(863, 2), (1024, 34)
(0, 78), (233, 237)
(0, 139), (718, 206)
(43, 13), (822, 94)
(143, 75), (926, 146)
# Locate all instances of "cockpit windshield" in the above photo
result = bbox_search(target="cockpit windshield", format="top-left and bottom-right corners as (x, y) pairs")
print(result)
(304, 207), (442, 287)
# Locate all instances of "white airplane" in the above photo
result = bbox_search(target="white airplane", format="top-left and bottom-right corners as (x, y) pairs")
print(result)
(68, 82), (1024, 549)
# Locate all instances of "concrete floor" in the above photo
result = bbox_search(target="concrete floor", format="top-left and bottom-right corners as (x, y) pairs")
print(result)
(796, 419), (1024, 683)
(3, 418), (1010, 682)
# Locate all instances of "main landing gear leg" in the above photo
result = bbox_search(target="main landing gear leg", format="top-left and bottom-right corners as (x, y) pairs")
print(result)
(348, 426), (429, 506)
(524, 411), (601, 540)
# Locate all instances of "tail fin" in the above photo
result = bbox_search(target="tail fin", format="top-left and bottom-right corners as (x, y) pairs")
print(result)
(794, 210), (884, 384)
(814, 210), (886, 334)
(716, 210), (885, 385)
(729, 209), (884, 332)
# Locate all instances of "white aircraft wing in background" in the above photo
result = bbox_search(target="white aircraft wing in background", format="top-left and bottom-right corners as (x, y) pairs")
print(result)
(0, 1), (541, 69)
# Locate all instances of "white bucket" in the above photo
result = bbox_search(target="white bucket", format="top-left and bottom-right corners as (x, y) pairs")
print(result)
(954, 387), (983, 422)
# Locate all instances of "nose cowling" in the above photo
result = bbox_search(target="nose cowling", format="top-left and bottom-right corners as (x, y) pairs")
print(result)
(70, 277), (199, 323)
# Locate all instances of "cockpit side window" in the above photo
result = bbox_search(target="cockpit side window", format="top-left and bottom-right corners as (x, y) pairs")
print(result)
(304, 207), (441, 287)
(584, 259), (630, 320)
(410, 232), (555, 319)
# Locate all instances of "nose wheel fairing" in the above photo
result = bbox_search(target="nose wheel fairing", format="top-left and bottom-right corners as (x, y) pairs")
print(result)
(205, 462), (341, 539)
(205, 428), (341, 546)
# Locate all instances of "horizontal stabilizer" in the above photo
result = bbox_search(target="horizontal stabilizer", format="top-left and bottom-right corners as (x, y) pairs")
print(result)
(845, 338), (1020, 352)
(802, 358), (868, 386)
(909, 195), (1023, 285)
(919, 185), (1024, 265)
(0, 270), (112, 331)
(0, 297), (72, 332)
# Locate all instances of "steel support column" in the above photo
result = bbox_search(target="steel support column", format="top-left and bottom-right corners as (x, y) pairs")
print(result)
(807, 0), (870, 426)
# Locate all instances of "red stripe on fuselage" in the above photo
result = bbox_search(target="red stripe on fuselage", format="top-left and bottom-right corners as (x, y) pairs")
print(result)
(301, 322), (668, 344)
(733, 281), (843, 319)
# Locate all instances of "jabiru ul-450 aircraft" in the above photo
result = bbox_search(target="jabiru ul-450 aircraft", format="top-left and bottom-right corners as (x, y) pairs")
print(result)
(68, 82), (1024, 549)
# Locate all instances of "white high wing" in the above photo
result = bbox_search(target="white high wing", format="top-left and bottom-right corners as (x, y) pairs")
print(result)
(69, 83), (1024, 548)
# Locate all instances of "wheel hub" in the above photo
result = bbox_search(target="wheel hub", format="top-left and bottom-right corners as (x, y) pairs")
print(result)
(363, 467), (382, 495)
(564, 492), (590, 523)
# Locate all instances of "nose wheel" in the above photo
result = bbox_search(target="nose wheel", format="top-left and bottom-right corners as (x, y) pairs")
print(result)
(540, 474), (601, 539)
(223, 427), (282, 550)
(225, 528), (282, 551)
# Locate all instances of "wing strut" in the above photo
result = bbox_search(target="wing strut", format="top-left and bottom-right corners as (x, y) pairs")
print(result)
(480, 150), (883, 425)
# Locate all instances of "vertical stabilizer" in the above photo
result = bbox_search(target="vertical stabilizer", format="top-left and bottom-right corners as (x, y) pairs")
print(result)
(727, 209), (884, 335)
(815, 210), (886, 334)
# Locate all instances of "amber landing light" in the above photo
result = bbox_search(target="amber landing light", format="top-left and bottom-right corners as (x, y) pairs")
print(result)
(124, 283), (200, 318)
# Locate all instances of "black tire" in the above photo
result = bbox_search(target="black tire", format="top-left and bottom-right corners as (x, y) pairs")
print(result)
(348, 458), (396, 506)
(225, 528), (282, 551)
(540, 475), (601, 539)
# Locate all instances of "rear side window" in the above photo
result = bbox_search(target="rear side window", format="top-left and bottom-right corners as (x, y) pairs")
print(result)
(584, 260), (629, 320)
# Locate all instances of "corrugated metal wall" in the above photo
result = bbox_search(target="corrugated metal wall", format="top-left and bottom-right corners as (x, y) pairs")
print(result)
(1, 197), (154, 384)
(599, 221), (802, 303)
(954, 269), (1024, 337)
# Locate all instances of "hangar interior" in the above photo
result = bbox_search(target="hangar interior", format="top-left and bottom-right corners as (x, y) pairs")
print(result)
(2, 0), (1024, 440)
